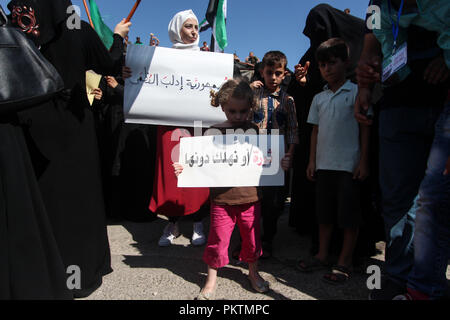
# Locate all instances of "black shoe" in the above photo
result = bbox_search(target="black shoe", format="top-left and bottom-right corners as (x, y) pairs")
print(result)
(369, 277), (406, 300)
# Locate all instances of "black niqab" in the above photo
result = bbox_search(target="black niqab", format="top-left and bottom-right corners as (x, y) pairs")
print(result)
(302, 3), (365, 83)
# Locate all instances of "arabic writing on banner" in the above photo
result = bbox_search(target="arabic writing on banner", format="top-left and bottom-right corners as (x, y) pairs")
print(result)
(129, 70), (220, 92)
(124, 45), (233, 127)
(178, 134), (285, 188)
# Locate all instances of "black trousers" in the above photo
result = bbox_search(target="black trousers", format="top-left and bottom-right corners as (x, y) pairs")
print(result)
(261, 186), (287, 244)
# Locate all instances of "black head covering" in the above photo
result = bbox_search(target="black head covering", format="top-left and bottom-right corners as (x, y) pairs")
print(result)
(301, 3), (365, 82)
(7, 0), (73, 46)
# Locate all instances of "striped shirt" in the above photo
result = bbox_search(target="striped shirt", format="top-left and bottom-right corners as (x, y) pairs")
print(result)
(251, 87), (299, 146)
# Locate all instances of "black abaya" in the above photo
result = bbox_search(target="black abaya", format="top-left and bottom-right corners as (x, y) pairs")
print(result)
(0, 118), (71, 299)
(93, 80), (158, 222)
(8, 0), (125, 297)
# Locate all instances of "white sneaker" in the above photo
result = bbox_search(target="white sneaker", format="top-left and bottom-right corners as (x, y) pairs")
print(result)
(158, 222), (180, 247)
(191, 222), (206, 246)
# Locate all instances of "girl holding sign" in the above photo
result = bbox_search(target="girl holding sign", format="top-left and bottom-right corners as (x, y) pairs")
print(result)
(174, 80), (292, 299)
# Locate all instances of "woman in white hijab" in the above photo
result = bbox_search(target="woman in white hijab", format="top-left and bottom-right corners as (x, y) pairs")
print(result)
(168, 9), (200, 51)
(148, 10), (210, 248)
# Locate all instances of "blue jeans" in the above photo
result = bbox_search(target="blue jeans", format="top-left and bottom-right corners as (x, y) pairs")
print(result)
(378, 105), (441, 285)
(407, 102), (450, 299)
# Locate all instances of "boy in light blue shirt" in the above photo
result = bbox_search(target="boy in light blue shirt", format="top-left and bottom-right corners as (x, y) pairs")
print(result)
(297, 38), (370, 284)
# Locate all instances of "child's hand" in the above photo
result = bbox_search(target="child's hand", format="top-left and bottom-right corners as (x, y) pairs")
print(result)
(92, 88), (103, 100)
(122, 66), (132, 79)
(173, 162), (184, 177)
(105, 76), (119, 89)
(294, 61), (310, 86)
(306, 162), (316, 181)
(353, 161), (369, 181)
(281, 153), (292, 171)
(250, 81), (264, 89)
(114, 18), (132, 39)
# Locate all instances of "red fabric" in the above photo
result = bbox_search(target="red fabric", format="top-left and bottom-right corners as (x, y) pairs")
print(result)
(149, 126), (209, 216)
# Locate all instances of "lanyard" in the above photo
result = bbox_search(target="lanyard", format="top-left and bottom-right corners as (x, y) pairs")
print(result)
(387, 0), (405, 53)
(267, 96), (275, 132)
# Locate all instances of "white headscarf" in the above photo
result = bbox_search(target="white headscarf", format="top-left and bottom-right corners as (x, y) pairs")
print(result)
(168, 9), (200, 51)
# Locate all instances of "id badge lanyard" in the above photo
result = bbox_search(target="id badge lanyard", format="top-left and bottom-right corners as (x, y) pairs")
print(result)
(382, 0), (408, 82)
(387, 0), (405, 53)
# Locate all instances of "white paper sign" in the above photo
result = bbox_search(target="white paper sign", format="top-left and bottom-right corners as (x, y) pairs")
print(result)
(124, 45), (233, 127)
(178, 134), (285, 187)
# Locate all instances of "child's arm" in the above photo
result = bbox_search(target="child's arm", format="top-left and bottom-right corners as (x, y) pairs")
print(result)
(353, 124), (370, 180)
(283, 96), (299, 171)
(173, 163), (184, 177)
(306, 125), (318, 181)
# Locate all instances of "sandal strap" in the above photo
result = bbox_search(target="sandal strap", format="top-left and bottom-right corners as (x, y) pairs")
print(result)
(332, 265), (351, 276)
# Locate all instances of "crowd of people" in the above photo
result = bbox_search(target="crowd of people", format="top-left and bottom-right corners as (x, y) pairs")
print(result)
(130, 34), (160, 47)
(1, 0), (448, 301)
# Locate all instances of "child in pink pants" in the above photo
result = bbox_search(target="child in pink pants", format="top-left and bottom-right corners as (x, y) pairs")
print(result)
(174, 79), (291, 300)
(204, 202), (261, 269)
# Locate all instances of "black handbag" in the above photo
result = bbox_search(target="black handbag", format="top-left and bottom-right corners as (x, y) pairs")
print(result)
(0, 5), (64, 116)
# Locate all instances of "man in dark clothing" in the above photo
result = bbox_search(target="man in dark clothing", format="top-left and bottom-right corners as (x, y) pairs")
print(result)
(355, 0), (449, 300)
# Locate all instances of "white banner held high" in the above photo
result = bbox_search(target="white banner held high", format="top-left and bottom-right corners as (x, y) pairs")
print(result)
(124, 45), (233, 127)
(178, 134), (285, 187)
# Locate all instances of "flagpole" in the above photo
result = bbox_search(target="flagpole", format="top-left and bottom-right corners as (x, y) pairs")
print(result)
(82, 0), (95, 28)
(125, 0), (142, 22)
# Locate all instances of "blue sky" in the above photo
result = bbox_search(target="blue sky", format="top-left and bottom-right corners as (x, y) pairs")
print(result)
(0, 0), (369, 70)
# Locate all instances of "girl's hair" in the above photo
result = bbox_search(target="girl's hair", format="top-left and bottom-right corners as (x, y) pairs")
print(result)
(210, 79), (255, 109)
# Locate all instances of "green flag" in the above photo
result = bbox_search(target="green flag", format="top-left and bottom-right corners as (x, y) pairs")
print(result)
(89, 0), (114, 49)
(214, 0), (227, 51)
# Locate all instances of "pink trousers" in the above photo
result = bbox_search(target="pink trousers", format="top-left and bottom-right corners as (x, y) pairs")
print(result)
(203, 201), (262, 269)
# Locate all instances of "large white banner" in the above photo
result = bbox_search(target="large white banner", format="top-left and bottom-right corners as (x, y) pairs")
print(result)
(124, 45), (233, 127)
(178, 134), (285, 187)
